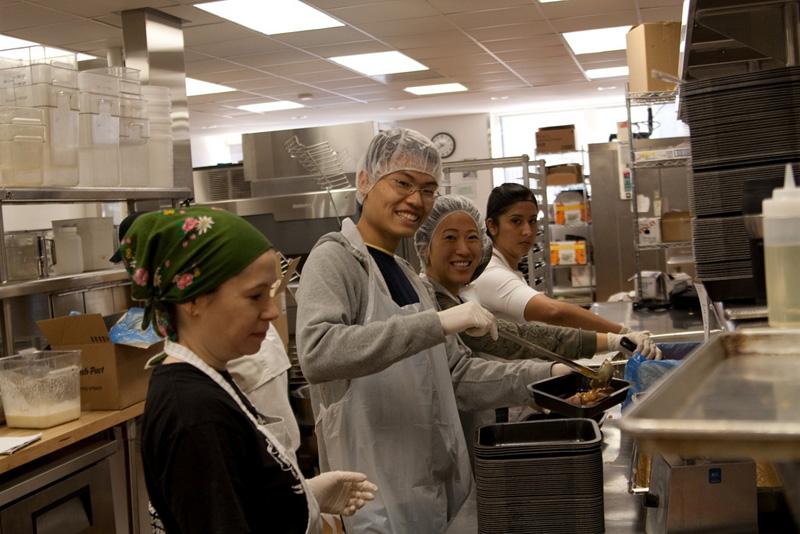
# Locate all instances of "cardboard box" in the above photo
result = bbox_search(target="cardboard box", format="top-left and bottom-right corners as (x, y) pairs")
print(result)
(536, 125), (575, 153)
(638, 217), (661, 245)
(661, 211), (692, 242)
(550, 240), (587, 265)
(626, 22), (681, 93)
(546, 163), (583, 186)
(38, 314), (162, 410)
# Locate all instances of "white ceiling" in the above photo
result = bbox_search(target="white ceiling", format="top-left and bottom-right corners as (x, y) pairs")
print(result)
(0, 0), (683, 135)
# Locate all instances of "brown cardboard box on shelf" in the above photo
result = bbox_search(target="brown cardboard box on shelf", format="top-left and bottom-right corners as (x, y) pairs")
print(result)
(546, 163), (583, 186)
(536, 125), (575, 153)
(626, 22), (681, 93)
(38, 314), (162, 411)
(661, 211), (692, 242)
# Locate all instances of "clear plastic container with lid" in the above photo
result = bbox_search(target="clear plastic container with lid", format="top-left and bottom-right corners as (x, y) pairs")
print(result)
(0, 106), (45, 186)
(119, 95), (150, 186)
(78, 94), (121, 187)
(78, 67), (140, 96)
(0, 46), (78, 89)
(763, 164), (800, 327)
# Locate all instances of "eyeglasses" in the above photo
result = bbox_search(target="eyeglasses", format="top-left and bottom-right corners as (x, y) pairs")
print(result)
(387, 178), (440, 202)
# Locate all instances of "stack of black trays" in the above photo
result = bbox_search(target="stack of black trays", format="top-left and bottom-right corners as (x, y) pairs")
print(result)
(474, 419), (604, 534)
(682, 67), (800, 301)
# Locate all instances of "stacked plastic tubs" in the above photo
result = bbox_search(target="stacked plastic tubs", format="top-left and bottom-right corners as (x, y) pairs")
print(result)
(77, 67), (128, 186)
(141, 85), (173, 187)
(0, 106), (46, 186)
(474, 419), (605, 534)
(119, 89), (150, 186)
(0, 46), (79, 186)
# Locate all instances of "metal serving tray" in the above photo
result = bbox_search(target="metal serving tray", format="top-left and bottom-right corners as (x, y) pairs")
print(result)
(621, 329), (800, 460)
(528, 375), (631, 418)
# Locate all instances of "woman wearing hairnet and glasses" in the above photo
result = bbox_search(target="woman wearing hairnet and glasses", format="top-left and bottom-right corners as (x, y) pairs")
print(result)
(296, 129), (584, 533)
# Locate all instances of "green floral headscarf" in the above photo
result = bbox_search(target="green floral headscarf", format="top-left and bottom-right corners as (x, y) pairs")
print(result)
(118, 206), (272, 340)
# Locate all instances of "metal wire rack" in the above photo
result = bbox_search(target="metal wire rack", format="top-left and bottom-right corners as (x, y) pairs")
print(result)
(284, 136), (353, 191)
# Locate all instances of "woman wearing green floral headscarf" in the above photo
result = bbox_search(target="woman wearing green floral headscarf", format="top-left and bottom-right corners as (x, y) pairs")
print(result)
(120, 206), (376, 534)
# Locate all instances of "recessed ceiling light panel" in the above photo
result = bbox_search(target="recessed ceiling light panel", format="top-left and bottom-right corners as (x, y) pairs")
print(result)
(186, 78), (236, 96)
(585, 66), (629, 79)
(330, 51), (428, 76)
(404, 83), (467, 95)
(237, 100), (304, 113)
(563, 25), (631, 55)
(196, 0), (344, 35)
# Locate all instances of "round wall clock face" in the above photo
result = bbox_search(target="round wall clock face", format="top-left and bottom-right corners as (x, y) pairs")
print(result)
(431, 132), (456, 159)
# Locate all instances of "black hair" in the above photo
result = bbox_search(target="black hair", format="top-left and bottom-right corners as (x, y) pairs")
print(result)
(485, 183), (539, 240)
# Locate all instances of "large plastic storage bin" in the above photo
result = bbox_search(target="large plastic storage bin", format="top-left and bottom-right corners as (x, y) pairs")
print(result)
(0, 106), (45, 186)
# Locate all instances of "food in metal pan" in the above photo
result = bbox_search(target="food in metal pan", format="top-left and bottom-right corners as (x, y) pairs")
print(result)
(565, 386), (615, 406)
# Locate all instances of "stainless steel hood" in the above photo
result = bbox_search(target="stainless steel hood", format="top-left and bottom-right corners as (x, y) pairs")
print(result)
(242, 122), (376, 196)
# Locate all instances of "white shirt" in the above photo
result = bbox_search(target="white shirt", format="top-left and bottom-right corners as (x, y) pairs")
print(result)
(227, 323), (300, 454)
(469, 248), (541, 323)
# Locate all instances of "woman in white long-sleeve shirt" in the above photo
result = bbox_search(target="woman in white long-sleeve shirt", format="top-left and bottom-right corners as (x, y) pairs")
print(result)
(471, 183), (660, 359)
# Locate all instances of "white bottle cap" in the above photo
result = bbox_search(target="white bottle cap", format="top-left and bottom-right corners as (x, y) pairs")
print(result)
(762, 164), (800, 218)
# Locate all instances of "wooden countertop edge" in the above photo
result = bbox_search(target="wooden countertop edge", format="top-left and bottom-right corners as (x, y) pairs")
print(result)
(0, 401), (145, 474)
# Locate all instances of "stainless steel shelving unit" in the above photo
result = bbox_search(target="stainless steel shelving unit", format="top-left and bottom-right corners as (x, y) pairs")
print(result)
(0, 186), (191, 355)
(625, 90), (693, 304)
(442, 155), (553, 296)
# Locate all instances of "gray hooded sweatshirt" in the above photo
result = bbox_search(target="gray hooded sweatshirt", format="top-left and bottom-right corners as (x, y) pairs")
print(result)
(296, 229), (558, 413)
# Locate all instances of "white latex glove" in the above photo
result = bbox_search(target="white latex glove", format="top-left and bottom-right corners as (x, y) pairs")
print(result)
(307, 471), (378, 516)
(437, 301), (498, 340)
(608, 331), (662, 360)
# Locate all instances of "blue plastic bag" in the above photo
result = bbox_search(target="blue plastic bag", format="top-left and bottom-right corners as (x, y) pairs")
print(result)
(622, 342), (700, 409)
(109, 307), (163, 348)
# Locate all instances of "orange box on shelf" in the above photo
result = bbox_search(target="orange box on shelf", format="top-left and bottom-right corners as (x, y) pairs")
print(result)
(660, 211), (692, 242)
(550, 240), (587, 265)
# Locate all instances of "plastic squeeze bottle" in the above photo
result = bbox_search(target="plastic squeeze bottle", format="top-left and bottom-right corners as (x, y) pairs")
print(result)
(762, 164), (800, 327)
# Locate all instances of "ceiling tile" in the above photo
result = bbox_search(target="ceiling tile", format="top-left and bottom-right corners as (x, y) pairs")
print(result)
(467, 23), (555, 42)
(574, 50), (627, 67)
(290, 67), (363, 83)
(384, 31), (473, 49)
(400, 42), (485, 60)
(550, 11), (639, 33)
(228, 76), (301, 91)
(10, 20), (122, 46)
(446, 6), (544, 30)
(304, 40), (389, 57)
(0, 4), (71, 31)
(637, 0), (682, 7)
(185, 58), (238, 75)
(183, 22), (261, 46)
(315, 78), (381, 90)
(188, 91), (250, 105)
(483, 38), (564, 53)
(266, 60), (339, 76)
(303, 0), (392, 9)
(329, 1), (439, 23)
(355, 15), (453, 37)
(495, 47), (569, 62)
(427, 0), (532, 15)
(156, 5), (223, 27)
(538, 0), (635, 19)
(24, 0), (175, 18)
(639, 7), (682, 22)
(422, 53), (498, 68)
(270, 26), (369, 48)
(94, 14), (122, 28)
(200, 68), (269, 83)
(230, 49), (318, 68)
(189, 36), (289, 57)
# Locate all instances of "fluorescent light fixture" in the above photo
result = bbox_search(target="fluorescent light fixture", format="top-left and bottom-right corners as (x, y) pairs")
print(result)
(195, 0), (343, 35)
(563, 25), (631, 55)
(186, 78), (236, 96)
(585, 66), (629, 79)
(0, 34), (36, 50)
(597, 86), (617, 91)
(404, 83), (467, 95)
(76, 53), (97, 61)
(329, 51), (428, 76)
(237, 100), (304, 113)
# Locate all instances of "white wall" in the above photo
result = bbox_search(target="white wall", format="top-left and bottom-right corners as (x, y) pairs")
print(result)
(191, 133), (243, 168)
(395, 113), (493, 216)
(3, 204), (93, 232)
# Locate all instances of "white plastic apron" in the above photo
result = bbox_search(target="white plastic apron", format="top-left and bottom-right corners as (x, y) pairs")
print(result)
(314, 220), (473, 534)
(155, 341), (322, 534)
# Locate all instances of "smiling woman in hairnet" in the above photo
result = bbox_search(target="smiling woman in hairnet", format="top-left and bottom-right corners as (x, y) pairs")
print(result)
(415, 195), (645, 369)
(298, 129), (565, 533)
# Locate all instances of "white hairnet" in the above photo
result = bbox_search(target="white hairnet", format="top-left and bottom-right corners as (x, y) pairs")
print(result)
(356, 128), (443, 203)
(414, 195), (492, 281)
